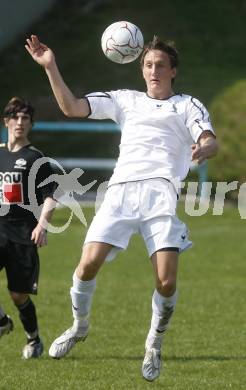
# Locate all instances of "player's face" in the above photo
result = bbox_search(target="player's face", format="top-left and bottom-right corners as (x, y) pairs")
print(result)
(142, 49), (177, 99)
(4, 112), (32, 141)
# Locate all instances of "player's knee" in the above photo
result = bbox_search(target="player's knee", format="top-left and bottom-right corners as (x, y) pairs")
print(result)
(76, 257), (101, 280)
(77, 265), (96, 280)
(9, 291), (29, 306)
(156, 279), (176, 297)
(76, 244), (107, 280)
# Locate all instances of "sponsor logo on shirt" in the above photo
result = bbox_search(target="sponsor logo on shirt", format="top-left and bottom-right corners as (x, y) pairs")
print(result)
(155, 103), (177, 112)
(14, 158), (27, 169)
(0, 172), (23, 204)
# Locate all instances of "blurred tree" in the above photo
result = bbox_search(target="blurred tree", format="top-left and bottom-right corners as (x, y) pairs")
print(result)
(209, 79), (246, 183)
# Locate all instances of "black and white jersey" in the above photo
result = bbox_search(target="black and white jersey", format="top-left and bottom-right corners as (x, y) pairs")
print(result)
(0, 143), (55, 244)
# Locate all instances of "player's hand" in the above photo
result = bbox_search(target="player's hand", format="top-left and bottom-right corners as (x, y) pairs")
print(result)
(192, 134), (218, 164)
(25, 35), (55, 69)
(191, 143), (206, 165)
(31, 224), (48, 248)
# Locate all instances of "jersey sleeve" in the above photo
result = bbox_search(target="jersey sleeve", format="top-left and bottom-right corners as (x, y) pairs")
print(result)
(186, 97), (215, 142)
(85, 91), (120, 122)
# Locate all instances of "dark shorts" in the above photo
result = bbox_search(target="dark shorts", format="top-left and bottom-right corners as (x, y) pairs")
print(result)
(0, 238), (39, 295)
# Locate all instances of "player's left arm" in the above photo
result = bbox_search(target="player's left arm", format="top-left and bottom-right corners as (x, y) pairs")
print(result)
(31, 157), (57, 247)
(191, 130), (218, 164)
(31, 196), (56, 247)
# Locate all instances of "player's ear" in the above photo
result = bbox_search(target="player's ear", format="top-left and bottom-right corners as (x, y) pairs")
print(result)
(172, 67), (177, 79)
(3, 118), (9, 127)
(142, 67), (147, 81)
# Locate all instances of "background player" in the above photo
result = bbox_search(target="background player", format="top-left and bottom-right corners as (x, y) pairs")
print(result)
(25, 35), (218, 380)
(0, 97), (56, 359)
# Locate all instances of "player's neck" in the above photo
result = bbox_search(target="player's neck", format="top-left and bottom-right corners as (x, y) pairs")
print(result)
(147, 87), (175, 100)
(7, 138), (30, 152)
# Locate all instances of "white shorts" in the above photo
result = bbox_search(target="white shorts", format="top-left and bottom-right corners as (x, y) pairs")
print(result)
(84, 179), (192, 261)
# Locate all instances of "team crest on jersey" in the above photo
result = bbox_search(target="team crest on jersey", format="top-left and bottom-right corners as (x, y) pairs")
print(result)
(14, 158), (27, 169)
(0, 172), (23, 204)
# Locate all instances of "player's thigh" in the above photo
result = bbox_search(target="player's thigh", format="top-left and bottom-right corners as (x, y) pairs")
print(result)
(76, 242), (113, 280)
(151, 250), (179, 296)
(140, 214), (191, 257)
(5, 242), (39, 294)
(151, 250), (179, 281)
(83, 184), (137, 267)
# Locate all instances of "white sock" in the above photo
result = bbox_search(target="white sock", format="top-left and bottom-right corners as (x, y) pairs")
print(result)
(145, 289), (178, 350)
(70, 272), (96, 334)
(25, 329), (39, 340)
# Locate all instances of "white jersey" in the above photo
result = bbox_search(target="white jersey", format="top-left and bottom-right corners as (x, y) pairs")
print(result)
(86, 90), (214, 185)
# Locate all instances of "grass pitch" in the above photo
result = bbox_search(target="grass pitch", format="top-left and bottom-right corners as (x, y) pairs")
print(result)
(0, 205), (245, 389)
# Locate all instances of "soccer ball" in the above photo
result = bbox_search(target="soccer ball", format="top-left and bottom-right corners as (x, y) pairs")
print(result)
(101, 21), (144, 64)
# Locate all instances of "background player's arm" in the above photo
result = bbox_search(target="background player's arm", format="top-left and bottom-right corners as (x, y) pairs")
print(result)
(25, 35), (89, 118)
(31, 196), (56, 247)
(191, 131), (218, 164)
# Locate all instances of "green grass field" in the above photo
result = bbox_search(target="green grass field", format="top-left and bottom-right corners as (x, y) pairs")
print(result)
(0, 205), (245, 389)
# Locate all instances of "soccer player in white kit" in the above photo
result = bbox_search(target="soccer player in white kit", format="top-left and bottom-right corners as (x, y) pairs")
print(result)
(26, 35), (218, 381)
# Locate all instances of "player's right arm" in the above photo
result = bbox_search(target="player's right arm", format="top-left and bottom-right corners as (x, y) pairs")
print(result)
(25, 35), (89, 118)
